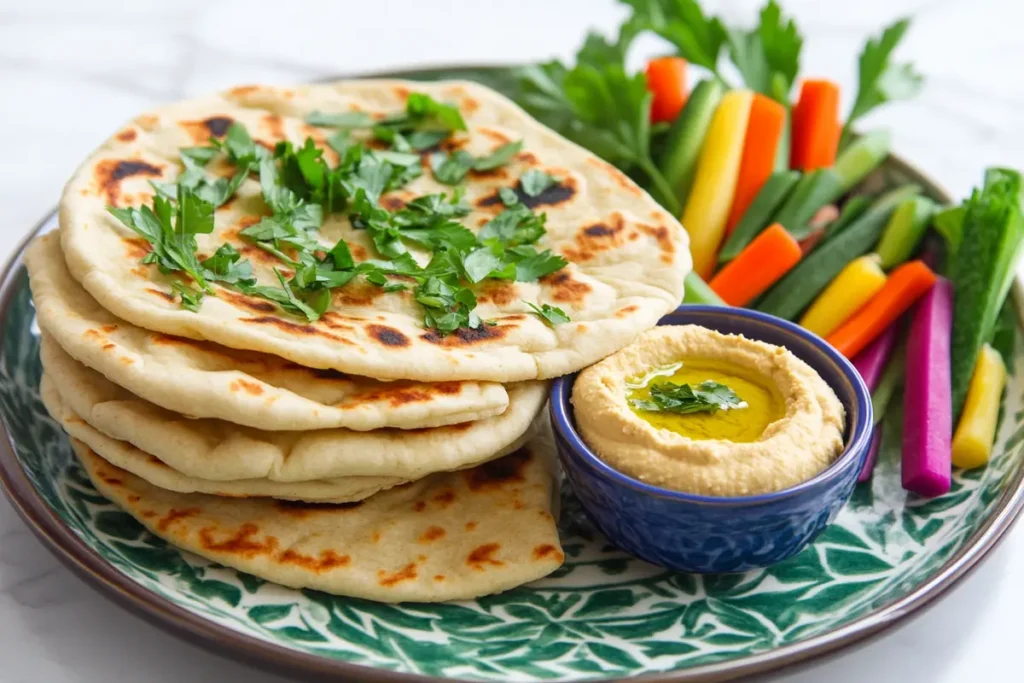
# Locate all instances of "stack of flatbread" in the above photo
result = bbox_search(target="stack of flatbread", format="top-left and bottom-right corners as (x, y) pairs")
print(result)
(28, 80), (689, 602)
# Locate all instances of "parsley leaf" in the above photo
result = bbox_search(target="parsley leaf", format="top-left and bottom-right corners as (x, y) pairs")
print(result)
(520, 169), (555, 197)
(726, 0), (802, 104)
(305, 111), (375, 128)
(511, 247), (568, 281)
(171, 281), (204, 312)
(525, 302), (570, 326)
(180, 146), (219, 166)
(472, 140), (523, 171)
(622, 0), (728, 75)
(842, 18), (922, 148)
(498, 187), (520, 206)
(479, 204), (547, 246)
(201, 244), (255, 286)
(430, 150), (476, 185)
(630, 380), (745, 415)
(463, 242), (517, 283)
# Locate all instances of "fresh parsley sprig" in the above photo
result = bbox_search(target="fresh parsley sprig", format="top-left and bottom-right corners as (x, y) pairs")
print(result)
(630, 380), (745, 415)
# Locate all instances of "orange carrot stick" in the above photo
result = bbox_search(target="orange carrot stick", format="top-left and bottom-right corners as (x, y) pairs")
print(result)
(725, 94), (786, 235)
(646, 57), (689, 123)
(826, 260), (937, 359)
(790, 80), (841, 171)
(709, 223), (802, 306)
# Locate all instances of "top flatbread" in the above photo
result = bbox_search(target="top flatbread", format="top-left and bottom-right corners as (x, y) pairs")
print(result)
(59, 79), (690, 382)
(26, 234), (509, 431)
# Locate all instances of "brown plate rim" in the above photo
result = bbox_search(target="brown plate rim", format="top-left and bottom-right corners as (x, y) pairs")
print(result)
(1, 64), (1023, 683)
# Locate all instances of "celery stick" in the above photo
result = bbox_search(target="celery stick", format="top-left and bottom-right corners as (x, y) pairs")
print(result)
(834, 131), (891, 192)
(682, 271), (727, 306)
(876, 196), (936, 269)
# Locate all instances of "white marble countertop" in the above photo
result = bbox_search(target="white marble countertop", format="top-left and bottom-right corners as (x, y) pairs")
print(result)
(1, 0), (1022, 681)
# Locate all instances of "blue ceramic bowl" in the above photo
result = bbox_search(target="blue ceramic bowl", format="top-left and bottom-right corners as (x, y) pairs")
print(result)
(550, 305), (873, 573)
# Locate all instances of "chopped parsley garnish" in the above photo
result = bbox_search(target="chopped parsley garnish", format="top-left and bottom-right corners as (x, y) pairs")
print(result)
(519, 168), (556, 197)
(108, 93), (568, 333)
(525, 302), (570, 326)
(630, 381), (746, 415)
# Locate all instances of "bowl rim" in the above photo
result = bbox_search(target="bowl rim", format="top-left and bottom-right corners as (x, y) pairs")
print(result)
(550, 304), (874, 507)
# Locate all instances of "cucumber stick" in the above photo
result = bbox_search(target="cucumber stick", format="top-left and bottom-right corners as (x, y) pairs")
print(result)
(771, 169), (844, 239)
(658, 80), (725, 210)
(834, 131), (891, 193)
(876, 196), (936, 268)
(682, 271), (727, 306)
(757, 184), (921, 320)
(718, 171), (800, 264)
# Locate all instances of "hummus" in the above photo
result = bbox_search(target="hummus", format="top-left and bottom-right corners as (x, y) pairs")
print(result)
(572, 325), (846, 496)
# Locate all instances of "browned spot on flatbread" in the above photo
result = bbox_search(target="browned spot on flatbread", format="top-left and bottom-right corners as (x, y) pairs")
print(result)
(380, 195), (408, 211)
(274, 499), (363, 519)
(116, 129), (137, 142)
(413, 501), (426, 512)
(533, 544), (563, 562)
(278, 549), (350, 572)
(227, 85), (261, 98)
(563, 214), (628, 262)
(95, 159), (164, 207)
(127, 495), (141, 503)
(586, 156), (642, 195)
(230, 379), (264, 395)
(262, 113), (285, 140)
(640, 223), (677, 264)
(134, 114), (159, 131)
(616, 305), (639, 318)
(478, 128), (512, 145)
(101, 343), (115, 351)
(476, 280), (518, 306)
(465, 521), (478, 532)
(350, 244), (368, 261)
(146, 455), (169, 468)
(199, 523), (279, 558)
(99, 475), (123, 487)
(122, 237), (150, 260)
(540, 271), (591, 305)
(145, 287), (176, 303)
(120, 356), (135, 365)
(434, 574), (445, 582)
(180, 116), (234, 144)
(157, 508), (200, 532)
(467, 543), (504, 570)
(392, 85), (411, 100)
(432, 489), (456, 507)
(466, 450), (530, 491)
(419, 526), (446, 543)
(517, 151), (539, 165)
(130, 266), (149, 278)
(366, 324), (409, 348)
(100, 324), (118, 333)
(142, 511), (157, 519)
(332, 281), (383, 307)
(349, 381), (454, 408)
(242, 316), (354, 345)
(420, 324), (510, 347)
(477, 176), (577, 210)
(378, 562), (417, 587)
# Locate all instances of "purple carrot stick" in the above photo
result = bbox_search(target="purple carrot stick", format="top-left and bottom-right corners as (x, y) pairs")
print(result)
(852, 323), (899, 391)
(859, 425), (883, 483)
(901, 277), (953, 497)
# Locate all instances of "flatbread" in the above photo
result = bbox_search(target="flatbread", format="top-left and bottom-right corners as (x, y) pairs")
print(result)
(26, 234), (508, 431)
(59, 79), (689, 382)
(41, 336), (547, 482)
(41, 376), (402, 502)
(71, 434), (564, 602)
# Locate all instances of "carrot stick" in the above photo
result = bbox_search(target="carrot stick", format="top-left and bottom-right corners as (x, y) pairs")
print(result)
(790, 80), (841, 171)
(709, 223), (802, 306)
(725, 94), (787, 235)
(826, 260), (937, 359)
(646, 57), (689, 123)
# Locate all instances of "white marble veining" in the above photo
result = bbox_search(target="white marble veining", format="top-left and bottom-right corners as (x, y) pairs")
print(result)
(0, 0), (1022, 681)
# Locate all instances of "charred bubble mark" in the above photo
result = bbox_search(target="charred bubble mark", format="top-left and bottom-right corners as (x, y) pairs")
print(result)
(420, 323), (508, 347)
(204, 116), (234, 137)
(477, 177), (577, 210)
(97, 159), (163, 206)
(366, 324), (410, 348)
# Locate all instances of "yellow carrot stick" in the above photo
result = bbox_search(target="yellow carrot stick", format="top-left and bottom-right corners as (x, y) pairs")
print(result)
(682, 90), (754, 279)
(799, 255), (886, 337)
(952, 344), (1007, 469)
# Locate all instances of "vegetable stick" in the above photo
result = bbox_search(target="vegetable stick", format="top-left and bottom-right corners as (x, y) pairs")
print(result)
(790, 80), (841, 171)
(725, 94), (787, 235)
(859, 426), (883, 483)
(659, 80), (725, 209)
(872, 341), (906, 427)
(708, 224), (802, 306)
(797, 204), (840, 255)
(876, 196), (937, 269)
(772, 169), (843, 239)
(901, 277), (953, 497)
(800, 255), (887, 338)
(683, 271), (727, 306)
(834, 131), (891, 193)
(826, 260), (937, 359)
(951, 344), (1007, 469)
(718, 171), (800, 264)
(646, 57), (689, 123)
(852, 321), (899, 390)
(682, 90), (754, 279)
(758, 184), (919, 320)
